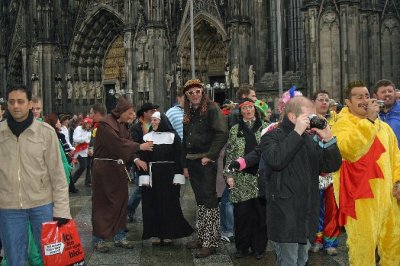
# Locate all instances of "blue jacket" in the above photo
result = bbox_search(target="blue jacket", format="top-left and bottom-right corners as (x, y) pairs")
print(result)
(379, 101), (400, 148)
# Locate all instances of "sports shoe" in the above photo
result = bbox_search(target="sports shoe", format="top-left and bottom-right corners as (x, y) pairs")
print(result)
(94, 241), (109, 253)
(326, 247), (338, 256)
(309, 243), (323, 253)
(221, 236), (231, 242)
(114, 239), (134, 249)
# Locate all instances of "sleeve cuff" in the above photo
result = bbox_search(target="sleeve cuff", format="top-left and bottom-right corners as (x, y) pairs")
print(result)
(173, 174), (185, 185)
(314, 135), (337, 148)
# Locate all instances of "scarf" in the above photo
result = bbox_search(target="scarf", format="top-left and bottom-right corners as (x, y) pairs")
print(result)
(238, 116), (262, 176)
(7, 111), (34, 138)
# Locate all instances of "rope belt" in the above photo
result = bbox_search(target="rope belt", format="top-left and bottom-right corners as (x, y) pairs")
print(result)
(94, 158), (131, 181)
(94, 158), (125, 164)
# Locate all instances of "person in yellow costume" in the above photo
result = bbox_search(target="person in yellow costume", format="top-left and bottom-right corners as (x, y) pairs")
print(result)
(332, 81), (400, 265)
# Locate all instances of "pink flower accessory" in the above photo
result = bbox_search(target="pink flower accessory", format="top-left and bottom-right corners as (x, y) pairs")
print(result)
(277, 86), (302, 114)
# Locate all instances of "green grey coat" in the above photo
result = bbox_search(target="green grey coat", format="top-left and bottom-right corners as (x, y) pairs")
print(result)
(223, 120), (268, 203)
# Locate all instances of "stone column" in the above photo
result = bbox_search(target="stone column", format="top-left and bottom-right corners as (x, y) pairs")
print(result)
(227, 0), (252, 87)
(145, 0), (169, 111)
(34, 1), (57, 114)
(303, 6), (319, 96)
(252, 0), (268, 79)
(339, 4), (360, 87)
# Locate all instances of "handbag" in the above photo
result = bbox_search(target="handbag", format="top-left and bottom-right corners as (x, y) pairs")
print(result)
(41, 219), (84, 266)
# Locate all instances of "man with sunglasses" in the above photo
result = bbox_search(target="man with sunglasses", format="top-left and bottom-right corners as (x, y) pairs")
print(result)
(182, 79), (228, 258)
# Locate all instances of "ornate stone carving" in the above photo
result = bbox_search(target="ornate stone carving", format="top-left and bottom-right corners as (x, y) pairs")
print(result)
(231, 65), (239, 88)
(95, 81), (103, 99)
(383, 17), (399, 33)
(248, 65), (255, 86)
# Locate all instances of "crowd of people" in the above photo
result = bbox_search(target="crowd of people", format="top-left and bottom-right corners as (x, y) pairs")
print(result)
(0, 78), (399, 265)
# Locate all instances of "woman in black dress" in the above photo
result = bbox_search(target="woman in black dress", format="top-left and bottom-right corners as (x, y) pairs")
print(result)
(139, 112), (193, 245)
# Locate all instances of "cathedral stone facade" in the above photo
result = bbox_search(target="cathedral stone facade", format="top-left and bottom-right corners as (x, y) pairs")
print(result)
(0, 0), (399, 114)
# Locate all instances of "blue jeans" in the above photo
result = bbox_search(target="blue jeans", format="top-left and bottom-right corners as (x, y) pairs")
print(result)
(220, 187), (234, 237)
(0, 203), (53, 266)
(93, 229), (126, 245)
(127, 172), (142, 216)
(272, 241), (311, 266)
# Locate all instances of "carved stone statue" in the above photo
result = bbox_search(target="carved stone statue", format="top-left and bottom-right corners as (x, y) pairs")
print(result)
(225, 66), (230, 89)
(115, 79), (120, 93)
(88, 81), (95, 99)
(95, 81), (103, 99)
(74, 82), (80, 99)
(165, 73), (173, 92)
(249, 65), (256, 86)
(231, 65), (239, 88)
(176, 70), (182, 88)
(67, 80), (73, 99)
(55, 82), (62, 100)
(80, 81), (87, 98)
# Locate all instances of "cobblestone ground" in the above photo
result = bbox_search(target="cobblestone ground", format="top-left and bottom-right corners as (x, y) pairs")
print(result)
(70, 178), (350, 266)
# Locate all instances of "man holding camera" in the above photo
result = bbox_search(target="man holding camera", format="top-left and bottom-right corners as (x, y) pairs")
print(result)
(259, 96), (342, 265)
(332, 81), (400, 265)
(372, 79), (400, 148)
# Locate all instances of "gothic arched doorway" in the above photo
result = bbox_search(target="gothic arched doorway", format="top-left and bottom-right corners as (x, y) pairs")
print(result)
(69, 6), (123, 113)
(177, 13), (229, 105)
(103, 35), (126, 113)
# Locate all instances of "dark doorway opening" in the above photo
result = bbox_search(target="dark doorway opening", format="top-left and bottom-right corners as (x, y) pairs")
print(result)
(105, 84), (117, 113)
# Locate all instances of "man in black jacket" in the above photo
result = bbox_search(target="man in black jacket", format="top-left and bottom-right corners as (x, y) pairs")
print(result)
(182, 79), (228, 258)
(260, 96), (341, 266)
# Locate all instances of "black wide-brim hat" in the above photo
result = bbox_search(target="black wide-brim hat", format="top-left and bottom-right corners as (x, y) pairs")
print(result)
(137, 102), (159, 118)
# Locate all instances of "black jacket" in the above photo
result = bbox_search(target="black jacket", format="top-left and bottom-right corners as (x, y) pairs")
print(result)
(183, 102), (228, 163)
(259, 116), (341, 243)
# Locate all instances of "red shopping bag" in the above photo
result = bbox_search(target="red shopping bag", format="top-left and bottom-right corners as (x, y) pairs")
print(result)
(41, 219), (85, 266)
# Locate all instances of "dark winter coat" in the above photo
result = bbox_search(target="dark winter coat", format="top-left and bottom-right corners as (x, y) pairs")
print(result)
(259, 116), (341, 243)
(182, 102), (228, 163)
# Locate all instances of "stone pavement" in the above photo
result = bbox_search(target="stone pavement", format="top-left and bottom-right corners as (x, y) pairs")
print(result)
(70, 179), (350, 266)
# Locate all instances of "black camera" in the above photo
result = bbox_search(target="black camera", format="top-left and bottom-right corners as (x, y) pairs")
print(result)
(376, 100), (385, 110)
(308, 114), (327, 129)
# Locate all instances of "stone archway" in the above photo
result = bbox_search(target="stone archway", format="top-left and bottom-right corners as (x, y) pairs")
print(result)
(177, 13), (229, 103)
(69, 6), (124, 112)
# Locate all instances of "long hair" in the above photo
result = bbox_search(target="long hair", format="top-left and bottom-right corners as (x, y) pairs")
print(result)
(182, 92), (212, 124)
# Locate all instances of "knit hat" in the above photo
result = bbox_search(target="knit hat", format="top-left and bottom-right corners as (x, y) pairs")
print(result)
(151, 111), (161, 120)
(254, 100), (269, 117)
(111, 97), (134, 118)
(183, 79), (203, 93)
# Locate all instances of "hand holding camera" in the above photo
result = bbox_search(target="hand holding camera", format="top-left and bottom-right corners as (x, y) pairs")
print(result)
(366, 98), (380, 121)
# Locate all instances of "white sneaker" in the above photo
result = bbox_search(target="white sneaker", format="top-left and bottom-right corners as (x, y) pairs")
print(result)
(309, 243), (323, 253)
(326, 247), (338, 256)
(221, 236), (231, 242)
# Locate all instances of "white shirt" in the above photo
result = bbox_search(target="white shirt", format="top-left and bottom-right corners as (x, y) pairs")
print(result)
(73, 126), (92, 158)
(60, 126), (74, 150)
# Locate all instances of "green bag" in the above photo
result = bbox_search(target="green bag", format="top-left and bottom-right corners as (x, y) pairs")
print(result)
(1, 223), (43, 266)
(59, 142), (72, 184)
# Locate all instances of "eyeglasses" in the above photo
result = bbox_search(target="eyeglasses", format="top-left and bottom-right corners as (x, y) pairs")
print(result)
(185, 89), (202, 96)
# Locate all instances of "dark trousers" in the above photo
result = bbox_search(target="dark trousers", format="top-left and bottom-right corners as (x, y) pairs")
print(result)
(127, 172), (142, 216)
(72, 155), (88, 184)
(85, 156), (92, 185)
(187, 159), (218, 208)
(233, 198), (268, 254)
